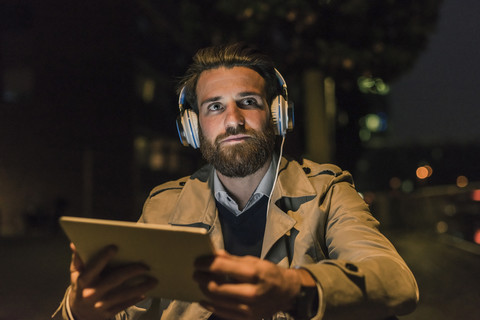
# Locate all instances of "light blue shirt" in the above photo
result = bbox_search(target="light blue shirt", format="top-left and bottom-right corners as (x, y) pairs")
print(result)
(213, 156), (278, 216)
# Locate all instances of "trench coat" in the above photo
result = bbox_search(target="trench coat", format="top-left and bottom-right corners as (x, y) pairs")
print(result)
(55, 156), (418, 320)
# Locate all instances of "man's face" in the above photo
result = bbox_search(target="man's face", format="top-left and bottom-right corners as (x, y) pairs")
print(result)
(196, 66), (275, 177)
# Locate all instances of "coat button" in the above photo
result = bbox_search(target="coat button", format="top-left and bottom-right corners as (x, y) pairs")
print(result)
(303, 167), (311, 174)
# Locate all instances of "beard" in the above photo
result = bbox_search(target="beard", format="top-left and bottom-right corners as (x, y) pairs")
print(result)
(199, 123), (276, 178)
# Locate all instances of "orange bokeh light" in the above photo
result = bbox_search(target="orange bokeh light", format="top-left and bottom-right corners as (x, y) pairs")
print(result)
(416, 167), (429, 179)
(472, 189), (480, 201)
(456, 175), (469, 188)
(416, 165), (433, 180)
(474, 229), (480, 245)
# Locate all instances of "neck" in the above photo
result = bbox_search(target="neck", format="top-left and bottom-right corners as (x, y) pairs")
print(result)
(217, 158), (271, 210)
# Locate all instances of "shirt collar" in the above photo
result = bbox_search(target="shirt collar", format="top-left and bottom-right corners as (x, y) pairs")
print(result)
(213, 155), (278, 216)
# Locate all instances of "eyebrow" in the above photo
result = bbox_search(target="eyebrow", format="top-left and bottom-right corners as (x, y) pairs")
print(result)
(200, 96), (222, 107)
(237, 91), (263, 98)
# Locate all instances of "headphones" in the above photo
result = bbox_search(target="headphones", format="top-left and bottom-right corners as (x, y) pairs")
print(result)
(176, 68), (294, 149)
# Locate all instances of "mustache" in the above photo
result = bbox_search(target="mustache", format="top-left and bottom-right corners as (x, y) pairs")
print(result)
(214, 126), (251, 144)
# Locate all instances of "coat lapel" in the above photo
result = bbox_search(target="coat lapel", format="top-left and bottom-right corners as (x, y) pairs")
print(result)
(261, 158), (317, 260)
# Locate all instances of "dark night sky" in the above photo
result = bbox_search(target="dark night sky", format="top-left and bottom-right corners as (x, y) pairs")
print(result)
(389, 0), (480, 145)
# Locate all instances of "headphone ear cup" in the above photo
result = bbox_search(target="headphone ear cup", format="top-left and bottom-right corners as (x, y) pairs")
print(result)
(176, 109), (200, 148)
(270, 94), (289, 136)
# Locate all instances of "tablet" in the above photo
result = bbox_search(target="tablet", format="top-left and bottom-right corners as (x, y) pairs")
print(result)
(59, 216), (215, 302)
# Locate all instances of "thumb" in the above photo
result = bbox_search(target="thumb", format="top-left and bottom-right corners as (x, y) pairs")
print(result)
(70, 242), (84, 275)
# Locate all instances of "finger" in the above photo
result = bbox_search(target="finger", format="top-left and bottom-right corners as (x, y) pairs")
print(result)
(194, 251), (237, 273)
(84, 264), (152, 299)
(194, 269), (233, 286)
(78, 245), (118, 286)
(96, 276), (158, 310)
(197, 254), (261, 284)
(69, 243), (85, 287)
(70, 244), (84, 273)
(194, 254), (216, 269)
(195, 269), (258, 302)
(194, 249), (231, 265)
(197, 278), (258, 303)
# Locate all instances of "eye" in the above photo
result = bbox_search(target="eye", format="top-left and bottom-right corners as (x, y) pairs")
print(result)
(207, 103), (224, 112)
(240, 98), (259, 107)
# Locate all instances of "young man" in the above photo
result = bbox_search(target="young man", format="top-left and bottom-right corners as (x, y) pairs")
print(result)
(55, 43), (418, 320)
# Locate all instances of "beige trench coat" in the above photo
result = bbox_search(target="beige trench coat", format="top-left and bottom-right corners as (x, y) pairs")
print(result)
(55, 157), (418, 320)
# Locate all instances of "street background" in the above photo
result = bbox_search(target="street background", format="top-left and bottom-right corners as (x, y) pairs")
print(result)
(1, 223), (479, 319)
(1, 0), (480, 318)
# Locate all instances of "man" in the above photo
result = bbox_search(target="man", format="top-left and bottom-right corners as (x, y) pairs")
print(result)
(54, 43), (418, 320)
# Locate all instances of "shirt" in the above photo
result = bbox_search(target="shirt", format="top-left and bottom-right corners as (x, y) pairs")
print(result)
(213, 156), (277, 216)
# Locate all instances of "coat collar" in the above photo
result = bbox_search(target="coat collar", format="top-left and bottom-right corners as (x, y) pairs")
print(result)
(167, 157), (318, 255)
(271, 156), (317, 202)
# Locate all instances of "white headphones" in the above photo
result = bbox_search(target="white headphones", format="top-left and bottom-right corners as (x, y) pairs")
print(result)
(176, 68), (294, 149)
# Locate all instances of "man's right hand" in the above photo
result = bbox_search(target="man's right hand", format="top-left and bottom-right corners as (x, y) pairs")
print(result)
(68, 243), (158, 320)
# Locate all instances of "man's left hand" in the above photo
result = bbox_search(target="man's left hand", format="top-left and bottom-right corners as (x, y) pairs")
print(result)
(193, 250), (307, 319)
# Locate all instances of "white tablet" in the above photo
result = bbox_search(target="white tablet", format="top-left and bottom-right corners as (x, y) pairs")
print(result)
(59, 216), (215, 302)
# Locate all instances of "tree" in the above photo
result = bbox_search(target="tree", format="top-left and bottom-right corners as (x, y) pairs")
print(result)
(139, 0), (442, 162)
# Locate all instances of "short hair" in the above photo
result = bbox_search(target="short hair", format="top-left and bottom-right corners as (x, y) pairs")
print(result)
(178, 43), (280, 113)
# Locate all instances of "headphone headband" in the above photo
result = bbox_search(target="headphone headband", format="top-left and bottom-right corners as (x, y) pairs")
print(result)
(274, 68), (288, 101)
(178, 86), (187, 113)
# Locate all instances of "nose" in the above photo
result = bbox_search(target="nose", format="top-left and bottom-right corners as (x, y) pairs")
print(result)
(224, 103), (245, 129)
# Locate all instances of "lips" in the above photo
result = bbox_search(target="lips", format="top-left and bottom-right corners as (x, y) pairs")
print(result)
(219, 134), (251, 144)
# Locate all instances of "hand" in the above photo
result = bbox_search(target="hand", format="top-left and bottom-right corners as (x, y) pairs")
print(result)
(68, 243), (158, 320)
(193, 250), (307, 320)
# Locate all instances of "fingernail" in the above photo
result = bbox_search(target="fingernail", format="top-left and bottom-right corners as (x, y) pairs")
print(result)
(82, 288), (95, 298)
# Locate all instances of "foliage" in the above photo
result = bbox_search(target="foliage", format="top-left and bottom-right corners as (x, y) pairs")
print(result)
(141, 0), (442, 85)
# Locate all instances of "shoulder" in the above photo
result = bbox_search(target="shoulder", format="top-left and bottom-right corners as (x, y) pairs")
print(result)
(148, 176), (190, 199)
(140, 164), (213, 224)
(300, 159), (343, 177)
(276, 156), (356, 203)
(283, 156), (353, 185)
(139, 176), (190, 224)
(148, 163), (212, 199)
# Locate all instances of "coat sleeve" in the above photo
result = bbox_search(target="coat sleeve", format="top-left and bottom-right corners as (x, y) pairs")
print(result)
(51, 286), (151, 320)
(303, 174), (419, 320)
